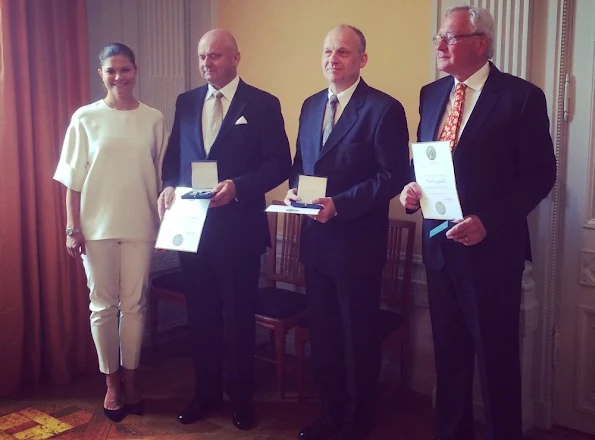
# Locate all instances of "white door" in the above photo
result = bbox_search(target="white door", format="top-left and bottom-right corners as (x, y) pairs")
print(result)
(553, 0), (595, 434)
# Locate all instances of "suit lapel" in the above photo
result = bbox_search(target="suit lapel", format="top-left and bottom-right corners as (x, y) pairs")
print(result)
(207, 79), (248, 159)
(318, 80), (367, 162)
(454, 63), (501, 156)
(193, 86), (208, 159)
(428, 79), (453, 140)
(305, 92), (328, 164)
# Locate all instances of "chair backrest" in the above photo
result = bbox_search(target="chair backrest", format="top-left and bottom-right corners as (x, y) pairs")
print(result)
(381, 219), (416, 314)
(265, 201), (305, 287)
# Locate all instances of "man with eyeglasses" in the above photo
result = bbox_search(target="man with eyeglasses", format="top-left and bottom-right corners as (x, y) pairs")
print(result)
(400, 6), (556, 440)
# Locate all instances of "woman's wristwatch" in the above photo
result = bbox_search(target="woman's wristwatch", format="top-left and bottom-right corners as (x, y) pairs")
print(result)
(65, 227), (81, 236)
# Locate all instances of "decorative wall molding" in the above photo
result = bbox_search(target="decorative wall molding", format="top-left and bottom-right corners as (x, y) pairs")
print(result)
(521, 264), (540, 336)
(580, 249), (595, 287)
(542, 0), (571, 428)
(576, 306), (595, 415)
(520, 261), (538, 431)
(583, 15), (595, 225)
(137, 0), (189, 131)
(86, 0), (216, 128)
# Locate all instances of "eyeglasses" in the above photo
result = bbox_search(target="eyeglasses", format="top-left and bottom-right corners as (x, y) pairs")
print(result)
(432, 32), (485, 46)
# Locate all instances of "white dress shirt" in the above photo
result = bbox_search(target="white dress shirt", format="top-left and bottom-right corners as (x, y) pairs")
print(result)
(202, 75), (240, 148)
(438, 62), (490, 141)
(323, 76), (361, 129)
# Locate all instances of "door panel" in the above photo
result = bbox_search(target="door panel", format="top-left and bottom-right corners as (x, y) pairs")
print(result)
(554, 0), (595, 434)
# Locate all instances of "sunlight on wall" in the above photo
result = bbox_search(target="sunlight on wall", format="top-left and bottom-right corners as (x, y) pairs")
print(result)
(217, 0), (438, 394)
(217, 0), (434, 226)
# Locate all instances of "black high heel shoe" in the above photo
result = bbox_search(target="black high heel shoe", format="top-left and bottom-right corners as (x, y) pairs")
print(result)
(103, 406), (127, 422)
(125, 399), (145, 416)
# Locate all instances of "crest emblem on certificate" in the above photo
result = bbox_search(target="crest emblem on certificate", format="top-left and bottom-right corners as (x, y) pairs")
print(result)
(172, 234), (184, 246)
(435, 201), (446, 215)
(426, 145), (437, 160)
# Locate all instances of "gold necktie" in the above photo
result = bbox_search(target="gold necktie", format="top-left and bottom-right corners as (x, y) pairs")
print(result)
(205, 91), (223, 155)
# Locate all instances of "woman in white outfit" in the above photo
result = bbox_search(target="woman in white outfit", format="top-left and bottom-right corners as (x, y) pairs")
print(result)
(53, 43), (167, 422)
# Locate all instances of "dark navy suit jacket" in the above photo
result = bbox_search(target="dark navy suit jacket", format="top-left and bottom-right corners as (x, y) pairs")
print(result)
(415, 63), (556, 274)
(162, 79), (291, 256)
(290, 79), (410, 276)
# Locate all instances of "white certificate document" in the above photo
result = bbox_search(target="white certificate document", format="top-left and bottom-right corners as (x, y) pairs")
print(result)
(265, 204), (320, 216)
(155, 187), (210, 253)
(411, 141), (464, 221)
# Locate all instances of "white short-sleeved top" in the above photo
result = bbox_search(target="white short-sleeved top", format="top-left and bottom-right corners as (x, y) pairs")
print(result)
(53, 100), (167, 242)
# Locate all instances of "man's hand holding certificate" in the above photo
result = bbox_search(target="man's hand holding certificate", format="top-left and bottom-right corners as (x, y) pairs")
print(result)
(155, 187), (210, 253)
(411, 141), (463, 221)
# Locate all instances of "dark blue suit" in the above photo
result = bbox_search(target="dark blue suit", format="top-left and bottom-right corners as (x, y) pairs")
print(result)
(413, 64), (556, 440)
(290, 79), (409, 427)
(162, 79), (291, 404)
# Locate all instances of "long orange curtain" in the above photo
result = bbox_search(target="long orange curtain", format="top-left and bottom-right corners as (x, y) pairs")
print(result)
(0, 0), (96, 396)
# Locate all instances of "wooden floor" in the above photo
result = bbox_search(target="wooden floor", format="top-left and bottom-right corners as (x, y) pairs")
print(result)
(0, 336), (593, 440)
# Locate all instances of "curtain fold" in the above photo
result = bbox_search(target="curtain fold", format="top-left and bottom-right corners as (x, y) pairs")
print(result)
(0, 0), (97, 396)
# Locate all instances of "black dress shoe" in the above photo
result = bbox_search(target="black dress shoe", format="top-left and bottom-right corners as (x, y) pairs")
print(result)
(103, 406), (126, 422)
(125, 399), (145, 416)
(298, 415), (342, 440)
(177, 399), (219, 424)
(231, 403), (254, 430)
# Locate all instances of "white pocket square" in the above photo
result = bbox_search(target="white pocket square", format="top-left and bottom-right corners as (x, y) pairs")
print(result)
(235, 116), (248, 125)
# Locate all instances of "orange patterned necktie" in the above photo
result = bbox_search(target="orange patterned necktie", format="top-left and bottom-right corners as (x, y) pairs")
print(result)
(439, 82), (467, 150)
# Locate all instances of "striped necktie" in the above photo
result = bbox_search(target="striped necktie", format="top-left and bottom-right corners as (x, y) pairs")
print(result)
(322, 94), (339, 147)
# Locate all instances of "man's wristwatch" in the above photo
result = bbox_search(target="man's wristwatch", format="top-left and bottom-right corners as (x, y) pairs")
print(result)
(65, 227), (81, 236)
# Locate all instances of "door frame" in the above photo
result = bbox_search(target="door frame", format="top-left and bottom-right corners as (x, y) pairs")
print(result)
(539, 0), (572, 429)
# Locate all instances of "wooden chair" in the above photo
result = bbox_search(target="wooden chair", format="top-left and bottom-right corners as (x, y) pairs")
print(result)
(255, 201), (307, 399)
(294, 218), (416, 402)
(148, 268), (188, 353)
(148, 203), (306, 397)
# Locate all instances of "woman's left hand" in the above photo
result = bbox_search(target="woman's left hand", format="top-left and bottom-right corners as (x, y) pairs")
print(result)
(66, 232), (86, 258)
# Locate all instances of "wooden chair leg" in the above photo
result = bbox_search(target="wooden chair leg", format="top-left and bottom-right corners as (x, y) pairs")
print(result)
(295, 329), (307, 403)
(274, 328), (287, 399)
(269, 329), (276, 352)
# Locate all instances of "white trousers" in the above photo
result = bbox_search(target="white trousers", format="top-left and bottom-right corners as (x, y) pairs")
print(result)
(82, 239), (154, 374)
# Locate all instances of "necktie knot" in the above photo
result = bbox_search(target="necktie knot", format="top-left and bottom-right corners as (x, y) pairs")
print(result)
(214, 91), (224, 100)
(329, 94), (338, 107)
